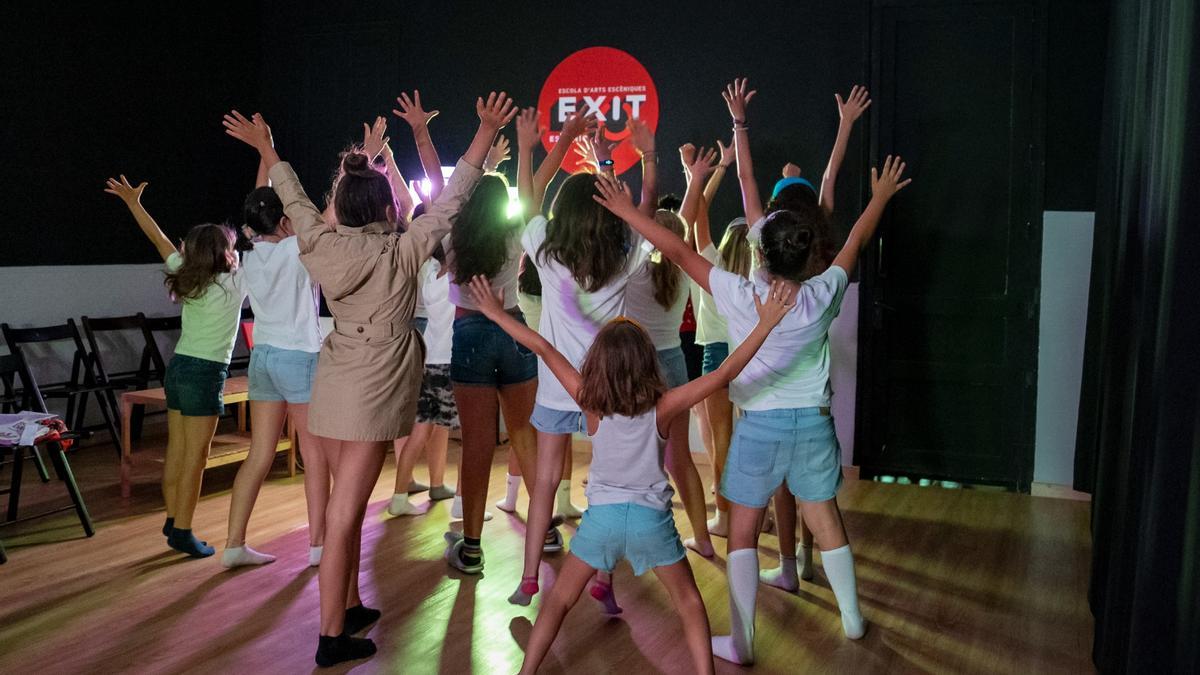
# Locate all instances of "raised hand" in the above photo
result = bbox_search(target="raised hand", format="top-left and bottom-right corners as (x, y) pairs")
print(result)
(782, 162), (802, 178)
(722, 77), (757, 122)
(717, 138), (734, 168)
(104, 175), (147, 205)
(516, 107), (540, 151)
(393, 90), (440, 129)
(223, 110), (272, 152)
(687, 146), (720, 182)
(836, 85), (872, 124)
(466, 274), (505, 317)
(870, 155), (912, 202)
(362, 115), (389, 159)
(485, 135), (512, 171)
(754, 280), (797, 327)
(591, 174), (637, 218)
(628, 117), (655, 156)
(584, 127), (617, 168)
(476, 91), (518, 130)
(560, 111), (599, 143)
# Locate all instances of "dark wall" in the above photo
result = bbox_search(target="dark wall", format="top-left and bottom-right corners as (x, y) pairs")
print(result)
(3, 0), (1106, 266)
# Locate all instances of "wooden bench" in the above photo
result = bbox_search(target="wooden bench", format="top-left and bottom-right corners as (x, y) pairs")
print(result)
(118, 376), (295, 498)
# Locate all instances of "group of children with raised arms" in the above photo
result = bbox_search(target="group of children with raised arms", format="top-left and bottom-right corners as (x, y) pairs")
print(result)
(104, 75), (909, 670)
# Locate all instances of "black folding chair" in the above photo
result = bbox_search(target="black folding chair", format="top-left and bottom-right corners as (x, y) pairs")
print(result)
(0, 353), (95, 562)
(1, 320), (122, 453)
(81, 313), (165, 442)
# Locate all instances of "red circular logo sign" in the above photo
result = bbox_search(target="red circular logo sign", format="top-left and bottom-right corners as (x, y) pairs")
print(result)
(537, 47), (659, 176)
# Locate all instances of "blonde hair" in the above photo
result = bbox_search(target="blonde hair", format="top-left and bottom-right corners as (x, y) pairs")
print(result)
(718, 218), (752, 278)
(650, 210), (687, 309)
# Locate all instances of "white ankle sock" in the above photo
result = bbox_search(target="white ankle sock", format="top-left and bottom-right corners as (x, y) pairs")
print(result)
(555, 479), (582, 518)
(821, 544), (865, 639)
(760, 554), (798, 591)
(712, 548), (758, 664)
(495, 473), (520, 512)
(387, 494), (422, 517)
(451, 496), (491, 521)
(309, 545), (323, 567)
(707, 510), (729, 537)
(798, 543), (815, 581)
(221, 545), (276, 568)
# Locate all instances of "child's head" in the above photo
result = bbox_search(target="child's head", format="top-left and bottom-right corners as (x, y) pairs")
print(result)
(333, 152), (396, 228)
(657, 193), (683, 212)
(757, 208), (826, 283)
(241, 187), (289, 241)
(766, 181), (818, 215)
(718, 217), (753, 278)
(165, 223), (237, 301)
(650, 209), (686, 309)
(578, 318), (665, 417)
(542, 172), (630, 292)
(451, 174), (520, 283)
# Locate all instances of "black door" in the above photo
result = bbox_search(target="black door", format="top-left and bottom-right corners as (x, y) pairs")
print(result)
(855, 0), (1043, 490)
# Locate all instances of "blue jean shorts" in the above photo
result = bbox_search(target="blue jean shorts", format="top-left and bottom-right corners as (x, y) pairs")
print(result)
(531, 404), (583, 435)
(720, 408), (842, 507)
(165, 354), (228, 416)
(450, 313), (538, 386)
(248, 344), (319, 404)
(570, 503), (687, 576)
(412, 316), (429, 335)
(657, 347), (688, 388)
(701, 342), (729, 375)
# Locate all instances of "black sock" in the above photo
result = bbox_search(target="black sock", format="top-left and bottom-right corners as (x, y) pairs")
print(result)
(344, 605), (381, 634)
(167, 528), (215, 558)
(460, 536), (482, 566)
(315, 634), (376, 668)
(162, 517), (174, 537)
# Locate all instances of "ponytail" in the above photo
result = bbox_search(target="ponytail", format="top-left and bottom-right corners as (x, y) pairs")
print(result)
(650, 210), (686, 309)
(240, 186), (285, 251)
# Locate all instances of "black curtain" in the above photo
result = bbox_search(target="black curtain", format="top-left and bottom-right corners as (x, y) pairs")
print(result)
(1074, 0), (1200, 672)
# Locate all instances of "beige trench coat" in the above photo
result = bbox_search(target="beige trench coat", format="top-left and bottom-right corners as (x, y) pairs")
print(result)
(268, 159), (482, 441)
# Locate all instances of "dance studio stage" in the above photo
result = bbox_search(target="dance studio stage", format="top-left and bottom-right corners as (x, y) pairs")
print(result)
(0, 429), (1093, 674)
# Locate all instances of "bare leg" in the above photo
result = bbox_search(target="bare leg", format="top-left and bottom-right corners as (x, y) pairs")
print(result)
(226, 400), (288, 547)
(704, 388), (734, 534)
(761, 486), (800, 590)
(172, 414), (219, 529)
(497, 380), (539, 487)
(665, 410), (714, 557)
(452, 384), (500, 540)
(798, 498), (863, 638)
(162, 409), (186, 518)
(518, 553), (596, 675)
(427, 425), (449, 487)
(652, 559), (715, 675)
(319, 440), (387, 636)
(291, 404), (328, 547)
(522, 431), (568, 579)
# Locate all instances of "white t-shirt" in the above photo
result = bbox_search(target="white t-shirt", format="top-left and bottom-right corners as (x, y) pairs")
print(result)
(236, 237), (323, 353)
(709, 264), (848, 410)
(444, 235), (521, 311)
(517, 292), (542, 333)
(165, 252), (246, 365)
(691, 244), (729, 345)
(626, 257), (689, 350)
(521, 215), (649, 411)
(420, 259), (453, 365)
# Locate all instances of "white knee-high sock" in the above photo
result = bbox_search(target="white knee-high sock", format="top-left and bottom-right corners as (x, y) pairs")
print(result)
(712, 548), (758, 664)
(821, 544), (865, 639)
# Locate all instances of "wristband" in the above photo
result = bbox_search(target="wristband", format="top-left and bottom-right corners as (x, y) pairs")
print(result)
(731, 118), (746, 125)
(599, 159), (615, 168)
(733, 124), (749, 132)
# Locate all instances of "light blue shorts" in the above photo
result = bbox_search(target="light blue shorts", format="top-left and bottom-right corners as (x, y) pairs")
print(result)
(656, 347), (688, 388)
(570, 503), (687, 576)
(531, 404), (583, 435)
(247, 344), (319, 404)
(720, 408), (842, 507)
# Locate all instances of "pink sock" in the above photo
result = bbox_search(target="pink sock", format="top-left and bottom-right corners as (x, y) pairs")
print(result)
(520, 576), (539, 596)
(589, 581), (623, 615)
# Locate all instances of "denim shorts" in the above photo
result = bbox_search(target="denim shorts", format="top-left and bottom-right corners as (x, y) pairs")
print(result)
(165, 353), (228, 416)
(450, 313), (537, 386)
(657, 347), (688, 389)
(720, 408), (842, 507)
(570, 503), (687, 576)
(248, 344), (318, 404)
(701, 342), (729, 375)
(531, 404), (583, 435)
(412, 316), (429, 335)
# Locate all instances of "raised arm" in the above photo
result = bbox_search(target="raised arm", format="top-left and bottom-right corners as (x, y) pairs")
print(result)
(593, 174), (715, 294)
(484, 134), (511, 174)
(465, 275), (583, 400)
(831, 155), (910, 274)
(515, 107), (538, 219)
(380, 140), (416, 220)
(104, 176), (176, 261)
(393, 91), (445, 201)
(722, 78), (764, 225)
(702, 137), (734, 205)
(820, 85), (871, 216)
(657, 281), (795, 428)
(693, 194), (714, 253)
(679, 146), (717, 233)
(629, 118), (658, 216)
(534, 112), (599, 209)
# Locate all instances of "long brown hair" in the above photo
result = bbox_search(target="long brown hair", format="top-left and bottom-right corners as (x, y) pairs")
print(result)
(540, 173), (630, 292)
(451, 174), (520, 283)
(650, 209), (686, 309)
(577, 318), (666, 417)
(718, 218), (753, 278)
(164, 223), (237, 301)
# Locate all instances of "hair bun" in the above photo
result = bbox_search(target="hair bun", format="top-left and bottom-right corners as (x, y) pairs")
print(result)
(341, 152), (373, 177)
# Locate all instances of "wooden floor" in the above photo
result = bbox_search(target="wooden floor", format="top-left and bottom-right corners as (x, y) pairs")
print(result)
(0, 423), (1094, 674)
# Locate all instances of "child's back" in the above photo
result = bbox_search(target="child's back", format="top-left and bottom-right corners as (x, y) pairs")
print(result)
(585, 410), (672, 511)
